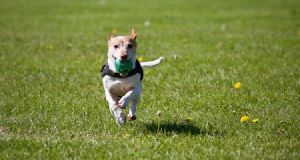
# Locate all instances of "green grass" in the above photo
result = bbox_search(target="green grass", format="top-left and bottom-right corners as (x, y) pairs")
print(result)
(0, 0), (299, 159)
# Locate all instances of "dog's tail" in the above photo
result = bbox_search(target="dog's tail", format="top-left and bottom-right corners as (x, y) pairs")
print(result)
(140, 57), (164, 68)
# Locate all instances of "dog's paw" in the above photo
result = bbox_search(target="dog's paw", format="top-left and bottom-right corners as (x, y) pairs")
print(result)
(116, 113), (126, 126)
(118, 98), (130, 109)
(128, 114), (136, 121)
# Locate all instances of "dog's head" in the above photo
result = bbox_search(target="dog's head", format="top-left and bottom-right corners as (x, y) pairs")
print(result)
(107, 29), (137, 62)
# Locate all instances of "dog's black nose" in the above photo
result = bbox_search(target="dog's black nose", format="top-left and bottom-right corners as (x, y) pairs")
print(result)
(120, 55), (128, 61)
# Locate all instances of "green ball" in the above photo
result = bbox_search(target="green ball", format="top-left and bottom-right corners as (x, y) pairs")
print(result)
(114, 59), (133, 74)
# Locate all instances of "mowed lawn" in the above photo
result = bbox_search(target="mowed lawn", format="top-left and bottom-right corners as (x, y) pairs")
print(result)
(0, 0), (299, 159)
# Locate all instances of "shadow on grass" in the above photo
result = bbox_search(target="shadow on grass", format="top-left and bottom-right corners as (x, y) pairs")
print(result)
(143, 121), (225, 136)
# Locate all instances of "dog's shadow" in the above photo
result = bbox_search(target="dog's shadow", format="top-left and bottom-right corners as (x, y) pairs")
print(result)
(141, 121), (224, 136)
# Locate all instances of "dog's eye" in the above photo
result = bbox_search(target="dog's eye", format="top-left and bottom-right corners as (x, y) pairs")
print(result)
(127, 44), (133, 49)
(114, 45), (119, 49)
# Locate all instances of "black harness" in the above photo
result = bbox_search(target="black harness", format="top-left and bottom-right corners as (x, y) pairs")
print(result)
(101, 60), (143, 80)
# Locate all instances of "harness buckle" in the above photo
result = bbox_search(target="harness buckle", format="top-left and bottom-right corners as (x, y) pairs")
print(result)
(120, 73), (128, 77)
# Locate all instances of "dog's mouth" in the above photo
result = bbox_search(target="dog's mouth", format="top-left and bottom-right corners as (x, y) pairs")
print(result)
(114, 57), (133, 74)
(112, 55), (130, 62)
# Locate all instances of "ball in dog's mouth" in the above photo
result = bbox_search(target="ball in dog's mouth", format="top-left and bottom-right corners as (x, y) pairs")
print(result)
(114, 58), (133, 74)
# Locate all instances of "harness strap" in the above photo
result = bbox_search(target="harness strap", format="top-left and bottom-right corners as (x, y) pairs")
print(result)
(101, 60), (143, 80)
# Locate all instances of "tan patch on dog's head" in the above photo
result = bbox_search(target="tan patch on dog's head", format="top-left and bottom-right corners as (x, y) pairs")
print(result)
(106, 29), (138, 61)
(107, 29), (137, 47)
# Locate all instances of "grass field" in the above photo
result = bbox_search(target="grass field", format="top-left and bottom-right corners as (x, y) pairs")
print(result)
(0, 0), (299, 159)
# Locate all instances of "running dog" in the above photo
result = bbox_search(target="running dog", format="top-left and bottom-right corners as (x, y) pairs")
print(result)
(101, 29), (164, 126)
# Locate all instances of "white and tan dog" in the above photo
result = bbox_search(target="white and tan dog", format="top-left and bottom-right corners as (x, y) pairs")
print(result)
(101, 29), (164, 126)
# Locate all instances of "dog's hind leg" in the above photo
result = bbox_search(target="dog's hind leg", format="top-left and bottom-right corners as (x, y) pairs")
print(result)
(128, 85), (142, 120)
(128, 94), (140, 120)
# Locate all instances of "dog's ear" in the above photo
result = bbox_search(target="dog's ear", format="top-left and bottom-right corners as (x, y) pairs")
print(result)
(107, 34), (115, 46)
(130, 28), (137, 40)
(107, 34), (114, 40)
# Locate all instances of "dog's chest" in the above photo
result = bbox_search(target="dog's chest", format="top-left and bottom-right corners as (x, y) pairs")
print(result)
(103, 74), (141, 96)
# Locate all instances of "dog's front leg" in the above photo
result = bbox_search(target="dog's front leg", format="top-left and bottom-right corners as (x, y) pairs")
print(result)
(118, 86), (142, 120)
(104, 89), (126, 126)
(118, 87), (136, 109)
